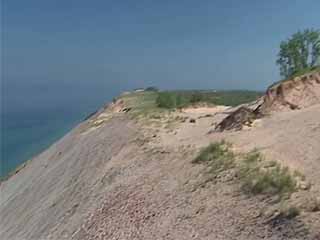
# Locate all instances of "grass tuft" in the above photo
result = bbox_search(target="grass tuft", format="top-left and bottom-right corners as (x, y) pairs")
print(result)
(193, 145), (302, 220)
(192, 141), (235, 175)
(279, 204), (300, 219)
(239, 151), (296, 198)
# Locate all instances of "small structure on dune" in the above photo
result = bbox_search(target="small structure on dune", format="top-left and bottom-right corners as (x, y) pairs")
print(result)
(214, 106), (261, 132)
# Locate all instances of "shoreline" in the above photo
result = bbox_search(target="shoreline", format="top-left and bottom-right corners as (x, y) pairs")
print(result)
(0, 101), (112, 181)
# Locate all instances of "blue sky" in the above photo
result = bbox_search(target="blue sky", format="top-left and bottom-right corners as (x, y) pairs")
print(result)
(2, 0), (320, 93)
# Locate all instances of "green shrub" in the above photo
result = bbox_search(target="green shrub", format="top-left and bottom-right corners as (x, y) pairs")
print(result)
(145, 86), (159, 92)
(156, 92), (188, 109)
(156, 90), (262, 109)
(156, 92), (174, 108)
(189, 92), (206, 103)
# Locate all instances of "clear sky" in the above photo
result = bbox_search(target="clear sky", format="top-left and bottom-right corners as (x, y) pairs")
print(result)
(2, 0), (320, 94)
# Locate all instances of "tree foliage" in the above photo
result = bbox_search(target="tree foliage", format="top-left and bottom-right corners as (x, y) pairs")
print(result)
(276, 29), (320, 78)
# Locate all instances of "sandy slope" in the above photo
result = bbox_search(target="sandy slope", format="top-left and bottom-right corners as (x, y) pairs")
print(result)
(0, 117), (138, 239)
(1, 102), (320, 239)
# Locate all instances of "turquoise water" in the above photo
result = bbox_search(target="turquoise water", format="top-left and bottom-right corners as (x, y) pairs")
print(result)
(1, 111), (80, 177)
(1, 84), (120, 178)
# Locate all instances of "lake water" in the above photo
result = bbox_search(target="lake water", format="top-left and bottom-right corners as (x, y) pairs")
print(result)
(1, 82), (122, 178)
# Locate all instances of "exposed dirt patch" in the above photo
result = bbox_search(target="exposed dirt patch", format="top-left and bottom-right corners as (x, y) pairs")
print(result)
(261, 71), (320, 113)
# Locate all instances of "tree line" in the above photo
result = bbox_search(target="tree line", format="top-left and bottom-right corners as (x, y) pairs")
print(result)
(276, 29), (320, 79)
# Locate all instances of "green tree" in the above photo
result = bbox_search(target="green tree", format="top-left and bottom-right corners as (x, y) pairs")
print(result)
(276, 29), (320, 78)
